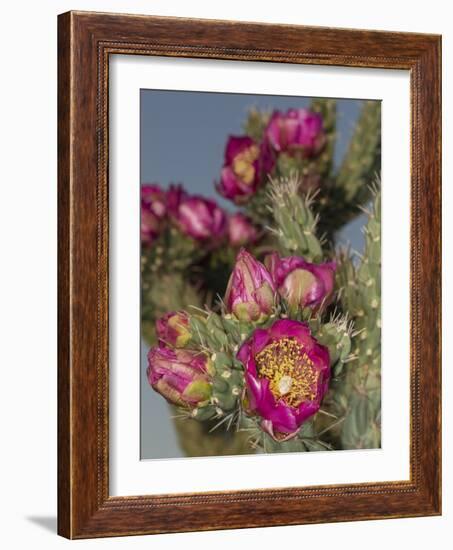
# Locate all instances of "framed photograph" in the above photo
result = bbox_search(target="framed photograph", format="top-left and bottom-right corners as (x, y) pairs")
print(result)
(58, 11), (441, 538)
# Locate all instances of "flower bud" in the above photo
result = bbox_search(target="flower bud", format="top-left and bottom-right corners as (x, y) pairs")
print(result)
(147, 346), (214, 407)
(264, 108), (326, 158)
(156, 311), (191, 348)
(217, 136), (265, 204)
(175, 195), (227, 241)
(227, 213), (258, 248)
(224, 249), (276, 323)
(141, 184), (166, 245)
(266, 253), (336, 312)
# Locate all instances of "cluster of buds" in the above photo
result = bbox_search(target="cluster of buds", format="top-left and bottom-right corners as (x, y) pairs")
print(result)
(147, 309), (244, 418)
(148, 248), (338, 442)
(216, 108), (326, 204)
(224, 249), (335, 323)
(147, 311), (214, 410)
(141, 183), (258, 249)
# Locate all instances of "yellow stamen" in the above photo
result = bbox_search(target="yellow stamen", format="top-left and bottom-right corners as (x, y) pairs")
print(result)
(255, 337), (318, 407)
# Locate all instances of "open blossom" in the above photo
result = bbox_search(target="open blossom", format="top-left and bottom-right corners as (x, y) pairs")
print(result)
(264, 108), (326, 158)
(265, 253), (336, 311)
(224, 249), (276, 322)
(141, 184), (167, 245)
(227, 213), (258, 247)
(237, 319), (330, 441)
(217, 136), (265, 204)
(175, 195), (227, 240)
(156, 311), (191, 348)
(147, 346), (214, 407)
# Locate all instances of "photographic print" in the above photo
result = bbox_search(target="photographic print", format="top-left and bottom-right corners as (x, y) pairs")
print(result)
(58, 12), (441, 537)
(140, 90), (381, 459)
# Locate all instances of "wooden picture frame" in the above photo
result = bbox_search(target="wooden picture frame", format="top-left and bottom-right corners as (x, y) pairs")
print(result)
(58, 10), (441, 539)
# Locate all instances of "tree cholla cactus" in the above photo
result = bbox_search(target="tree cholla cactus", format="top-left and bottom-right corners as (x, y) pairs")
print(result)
(141, 99), (381, 455)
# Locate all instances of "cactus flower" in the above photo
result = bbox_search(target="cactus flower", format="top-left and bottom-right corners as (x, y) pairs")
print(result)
(266, 253), (336, 311)
(147, 346), (214, 407)
(227, 213), (258, 247)
(141, 184), (167, 244)
(156, 311), (191, 348)
(237, 319), (330, 440)
(224, 249), (276, 322)
(217, 136), (264, 203)
(264, 108), (326, 158)
(176, 195), (227, 240)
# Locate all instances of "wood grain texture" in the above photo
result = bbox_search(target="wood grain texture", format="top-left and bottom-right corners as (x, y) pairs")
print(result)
(57, 10), (442, 539)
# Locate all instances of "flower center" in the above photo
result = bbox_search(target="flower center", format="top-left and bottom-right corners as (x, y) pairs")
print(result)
(255, 337), (319, 407)
(232, 145), (260, 185)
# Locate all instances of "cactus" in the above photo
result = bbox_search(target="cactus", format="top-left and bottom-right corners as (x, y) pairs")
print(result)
(187, 310), (255, 419)
(141, 269), (202, 346)
(317, 100), (381, 240)
(267, 173), (323, 262)
(334, 187), (381, 449)
(172, 410), (252, 457)
(243, 107), (271, 142)
(143, 98), (382, 457)
(309, 98), (337, 181)
(336, 102), (381, 204)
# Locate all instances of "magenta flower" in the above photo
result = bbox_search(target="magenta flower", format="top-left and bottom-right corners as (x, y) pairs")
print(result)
(237, 319), (330, 441)
(141, 184), (167, 245)
(224, 249), (276, 322)
(175, 195), (227, 240)
(266, 253), (336, 311)
(147, 346), (214, 407)
(156, 311), (191, 348)
(227, 213), (258, 247)
(217, 136), (266, 204)
(264, 108), (326, 158)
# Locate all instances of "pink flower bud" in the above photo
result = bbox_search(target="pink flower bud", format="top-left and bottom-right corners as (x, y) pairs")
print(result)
(264, 109), (326, 158)
(266, 253), (336, 312)
(175, 196), (227, 241)
(141, 184), (167, 245)
(147, 346), (214, 407)
(156, 311), (191, 348)
(217, 136), (272, 204)
(227, 213), (258, 247)
(224, 249), (277, 322)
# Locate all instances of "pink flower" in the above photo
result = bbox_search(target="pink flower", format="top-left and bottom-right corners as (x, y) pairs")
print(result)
(175, 196), (227, 241)
(264, 109), (326, 158)
(147, 346), (214, 407)
(266, 253), (336, 312)
(227, 213), (258, 247)
(237, 319), (330, 440)
(217, 136), (270, 204)
(224, 249), (276, 322)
